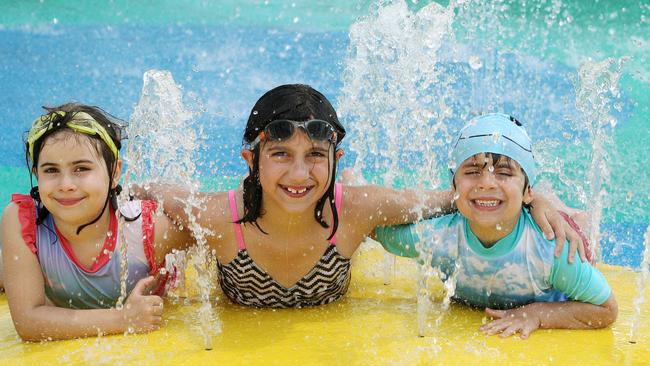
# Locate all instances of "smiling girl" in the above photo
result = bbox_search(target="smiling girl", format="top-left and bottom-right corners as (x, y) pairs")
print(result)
(135, 84), (585, 309)
(1, 104), (191, 341)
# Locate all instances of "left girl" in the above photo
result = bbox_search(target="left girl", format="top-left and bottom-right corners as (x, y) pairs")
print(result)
(1, 103), (191, 341)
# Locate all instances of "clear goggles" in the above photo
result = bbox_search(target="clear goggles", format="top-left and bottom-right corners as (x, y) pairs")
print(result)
(27, 111), (125, 164)
(248, 119), (338, 149)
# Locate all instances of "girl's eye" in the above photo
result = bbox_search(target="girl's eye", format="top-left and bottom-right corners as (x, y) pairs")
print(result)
(465, 170), (480, 175)
(308, 151), (326, 158)
(74, 166), (91, 173)
(271, 151), (288, 158)
(43, 167), (59, 174)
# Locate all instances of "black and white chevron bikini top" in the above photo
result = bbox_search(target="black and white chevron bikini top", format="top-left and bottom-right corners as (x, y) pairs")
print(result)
(217, 184), (351, 308)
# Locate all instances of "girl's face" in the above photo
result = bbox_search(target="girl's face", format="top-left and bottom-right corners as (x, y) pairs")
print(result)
(35, 131), (120, 227)
(244, 129), (342, 215)
(453, 153), (532, 241)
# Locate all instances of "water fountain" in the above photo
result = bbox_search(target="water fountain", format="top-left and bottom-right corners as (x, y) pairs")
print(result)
(118, 69), (220, 349)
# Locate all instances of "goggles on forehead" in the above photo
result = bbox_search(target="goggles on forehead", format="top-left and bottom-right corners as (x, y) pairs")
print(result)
(248, 119), (338, 149)
(27, 111), (126, 164)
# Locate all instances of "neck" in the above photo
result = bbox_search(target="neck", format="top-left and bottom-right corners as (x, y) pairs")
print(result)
(53, 207), (112, 246)
(468, 220), (516, 248)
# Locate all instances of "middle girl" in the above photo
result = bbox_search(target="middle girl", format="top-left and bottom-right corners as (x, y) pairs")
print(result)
(135, 84), (583, 308)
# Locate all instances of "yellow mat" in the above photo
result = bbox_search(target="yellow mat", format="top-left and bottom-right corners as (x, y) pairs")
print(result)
(1, 243), (648, 366)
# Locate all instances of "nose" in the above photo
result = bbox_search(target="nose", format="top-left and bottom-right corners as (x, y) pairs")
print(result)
(288, 157), (311, 182)
(58, 172), (78, 191)
(476, 168), (497, 190)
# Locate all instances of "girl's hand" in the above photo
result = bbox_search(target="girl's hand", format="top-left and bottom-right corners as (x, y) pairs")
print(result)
(480, 307), (541, 339)
(121, 276), (164, 333)
(529, 196), (586, 263)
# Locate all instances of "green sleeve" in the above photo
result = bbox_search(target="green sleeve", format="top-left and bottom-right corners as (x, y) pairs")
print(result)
(549, 245), (612, 305)
(374, 224), (421, 258)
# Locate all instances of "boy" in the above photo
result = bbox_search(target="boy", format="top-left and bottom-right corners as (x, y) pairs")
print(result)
(375, 113), (617, 338)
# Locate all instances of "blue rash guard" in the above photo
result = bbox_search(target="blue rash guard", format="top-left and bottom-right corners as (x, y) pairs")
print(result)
(375, 209), (611, 310)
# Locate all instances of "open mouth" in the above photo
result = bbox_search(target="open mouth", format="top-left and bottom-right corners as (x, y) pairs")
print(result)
(471, 199), (502, 209)
(280, 185), (313, 198)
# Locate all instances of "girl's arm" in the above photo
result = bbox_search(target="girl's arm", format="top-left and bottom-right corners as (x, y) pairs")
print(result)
(2, 204), (163, 341)
(480, 295), (618, 339)
(129, 184), (225, 232)
(150, 206), (195, 266)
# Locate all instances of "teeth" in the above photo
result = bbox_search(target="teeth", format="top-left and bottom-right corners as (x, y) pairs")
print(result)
(286, 187), (307, 194)
(475, 200), (499, 207)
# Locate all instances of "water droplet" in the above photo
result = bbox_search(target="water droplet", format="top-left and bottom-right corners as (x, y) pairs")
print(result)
(496, 223), (502, 231)
(626, 192), (633, 201)
(52, 18), (59, 25)
(468, 55), (483, 70)
(453, 193), (460, 201)
(492, 132), (501, 143)
(488, 165), (494, 173)
(293, 17), (299, 24)
(252, 110), (258, 115)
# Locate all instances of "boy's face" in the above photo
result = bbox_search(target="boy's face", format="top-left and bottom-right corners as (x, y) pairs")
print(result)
(453, 153), (532, 241)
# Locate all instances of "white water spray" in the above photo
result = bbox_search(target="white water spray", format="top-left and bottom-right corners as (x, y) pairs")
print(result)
(572, 57), (627, 262)
(629, 224), (650, 344)
(118, 69), (219, 349)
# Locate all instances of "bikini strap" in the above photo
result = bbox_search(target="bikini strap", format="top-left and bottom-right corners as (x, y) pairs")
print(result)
(329, 183), (343, 245)
(228, 190), (246, 250)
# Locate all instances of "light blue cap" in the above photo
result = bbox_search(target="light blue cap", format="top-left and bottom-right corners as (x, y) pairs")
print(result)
(449, 113), (536, 185)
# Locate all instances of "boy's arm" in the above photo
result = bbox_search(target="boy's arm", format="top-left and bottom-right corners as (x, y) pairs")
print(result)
(481, 245), (617, 338)
(2, 204), (163, 341)
(480, 296), (618, 339)
(374, 224), (422, 258)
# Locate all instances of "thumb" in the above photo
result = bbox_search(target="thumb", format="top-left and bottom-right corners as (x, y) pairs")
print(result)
(131, 276), (155, 296)
(485, 308), (506, 319)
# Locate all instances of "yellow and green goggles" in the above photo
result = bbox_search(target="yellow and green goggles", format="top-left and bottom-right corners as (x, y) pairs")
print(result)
(27, 110), (124, 164)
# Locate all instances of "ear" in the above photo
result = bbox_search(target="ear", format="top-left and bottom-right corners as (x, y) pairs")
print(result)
(241, 149), (254, 170)
(112, 159), (123, 188)
(523, 185), (534, 205)
(335, 148), (344, 163)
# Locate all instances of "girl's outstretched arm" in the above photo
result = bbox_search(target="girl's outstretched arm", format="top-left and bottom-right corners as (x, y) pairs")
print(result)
(2, 203), (164, 341)
(129, 184), (224, 231)
(480, 295), (618, 339)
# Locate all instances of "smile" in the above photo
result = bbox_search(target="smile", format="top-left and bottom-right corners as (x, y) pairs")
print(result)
(55, 197), (84, 206)
(472, 199), (502, 208)
(280, 185), (313, 197)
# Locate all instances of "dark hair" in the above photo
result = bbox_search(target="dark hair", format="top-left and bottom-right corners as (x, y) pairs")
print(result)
(26, 103), (127, 234)
(239, 84), (346, 239)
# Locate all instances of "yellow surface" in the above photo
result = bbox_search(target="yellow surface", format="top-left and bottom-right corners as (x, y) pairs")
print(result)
(1, 243), (649, 366)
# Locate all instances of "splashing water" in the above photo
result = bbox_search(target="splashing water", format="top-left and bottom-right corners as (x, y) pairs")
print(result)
(572, 57), (626, 262)
(629, 224), (650, 343)
(118, 69), (219, 349)
(340, 0), (638, 341)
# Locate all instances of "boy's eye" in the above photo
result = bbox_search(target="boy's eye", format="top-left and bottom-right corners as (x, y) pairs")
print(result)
(308, 151), (326, 158)
(43, 167), (59, 174)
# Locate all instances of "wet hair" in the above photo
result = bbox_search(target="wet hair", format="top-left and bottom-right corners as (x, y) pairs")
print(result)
(26, 103), (127, 234)
(452, 152), (530, 194)
(239, 84), (346, 239)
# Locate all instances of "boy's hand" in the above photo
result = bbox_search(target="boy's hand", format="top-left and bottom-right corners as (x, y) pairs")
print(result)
(529, 197), (586, 263)
(121, 276), (164, 333)
(480, 307), (542, 339)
